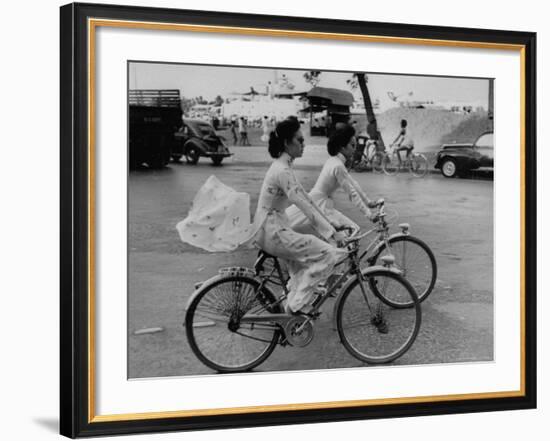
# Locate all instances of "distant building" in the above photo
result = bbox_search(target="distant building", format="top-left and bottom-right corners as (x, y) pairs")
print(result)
(221, 94), (305, 121)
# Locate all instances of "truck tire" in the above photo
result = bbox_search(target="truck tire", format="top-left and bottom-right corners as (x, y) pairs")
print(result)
(148, 154), (166, 169)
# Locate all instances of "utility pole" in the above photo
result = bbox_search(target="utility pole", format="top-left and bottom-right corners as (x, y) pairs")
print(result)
(356, 73), (385, 147)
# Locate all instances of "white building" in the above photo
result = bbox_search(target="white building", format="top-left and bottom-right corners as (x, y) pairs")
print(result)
(221, 95), (305, 121)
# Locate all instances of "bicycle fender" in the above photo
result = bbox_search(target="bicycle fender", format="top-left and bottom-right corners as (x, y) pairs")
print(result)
(331, 265), (403, 330)
(184, 274), (226, 310)
(185, 272), (262, 310)
(368, 232), (410, 262)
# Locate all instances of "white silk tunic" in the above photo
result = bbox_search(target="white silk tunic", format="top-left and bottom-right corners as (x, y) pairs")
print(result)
(177, 152), (347, 312)
(287, 153), (372, 232)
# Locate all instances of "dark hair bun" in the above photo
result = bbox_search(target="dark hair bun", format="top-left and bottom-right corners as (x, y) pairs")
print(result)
(327, 123), (356, 156)
(268, 118), (301, 158)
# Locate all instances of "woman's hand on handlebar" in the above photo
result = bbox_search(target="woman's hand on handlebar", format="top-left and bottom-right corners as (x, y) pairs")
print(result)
(328, 231), (346, 248)
(335, 225), (359, 235)
(367, 198), (385, 209)
(369, 213), (380, 223)
(332, 225), (358, 247)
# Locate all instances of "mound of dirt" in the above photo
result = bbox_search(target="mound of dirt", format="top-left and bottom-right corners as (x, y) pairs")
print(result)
(440, 112), (492, 144)
(351, 107), (490, 153)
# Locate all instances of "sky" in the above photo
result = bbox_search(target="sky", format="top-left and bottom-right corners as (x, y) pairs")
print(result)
(129, 62), (490, 109)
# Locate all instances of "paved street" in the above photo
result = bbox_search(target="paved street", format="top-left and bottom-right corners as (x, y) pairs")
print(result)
(128, 145), (493, 378)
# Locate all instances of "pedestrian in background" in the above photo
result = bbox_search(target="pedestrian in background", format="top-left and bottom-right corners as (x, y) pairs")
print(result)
(238, 116), (250, 146)
(230, 118), (238, 145)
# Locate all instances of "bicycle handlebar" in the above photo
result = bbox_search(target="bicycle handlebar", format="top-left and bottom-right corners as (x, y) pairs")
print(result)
(367, 198), (385, 211)
(341, 229), (371, 246)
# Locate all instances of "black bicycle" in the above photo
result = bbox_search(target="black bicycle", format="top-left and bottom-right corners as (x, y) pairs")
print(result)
(184, 230), (421, 373)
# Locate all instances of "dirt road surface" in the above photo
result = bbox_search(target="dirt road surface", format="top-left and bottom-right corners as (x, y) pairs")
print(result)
(128, 145), (493, 378)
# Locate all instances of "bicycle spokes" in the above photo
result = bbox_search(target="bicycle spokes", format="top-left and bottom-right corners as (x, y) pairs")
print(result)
(337, 271), (420, 363)
(186, 277), (281, 372)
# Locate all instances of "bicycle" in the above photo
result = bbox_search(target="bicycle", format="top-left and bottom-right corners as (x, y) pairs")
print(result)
(184, 230), (422, 373)
(351, 137), (384, 173)
(357, 198), (437, 308)
(381, 144), (429, 178)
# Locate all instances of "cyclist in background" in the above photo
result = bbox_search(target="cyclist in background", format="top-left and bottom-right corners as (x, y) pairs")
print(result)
(392, 119), (414, 165)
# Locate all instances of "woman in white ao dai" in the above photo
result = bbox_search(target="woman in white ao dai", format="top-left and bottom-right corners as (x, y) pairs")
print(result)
(177, 118), (347, 313)
(287, 123), (375, 233)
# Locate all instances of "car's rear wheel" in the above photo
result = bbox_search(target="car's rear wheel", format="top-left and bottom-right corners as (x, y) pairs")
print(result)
(441, 158), (458, 178)
(185, 146), (200, 164)
(211, 157), (224, 166)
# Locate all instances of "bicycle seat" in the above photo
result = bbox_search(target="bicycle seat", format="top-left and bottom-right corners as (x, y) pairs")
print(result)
(380, 255), (395, 266)
(258, 250), (277, 260)
(254, 250), (280, 274)
(398, 223), (410, 231)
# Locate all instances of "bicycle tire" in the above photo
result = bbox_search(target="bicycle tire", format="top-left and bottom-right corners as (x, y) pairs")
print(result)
(352, 157), (368, 172)
(369, 235), (437, 308)
(382, 152), (400, 176)
(336, 269), (421, 364)
(185, 275), (282, 373)
(410, 154), (429, 178)
(371, 152), (384, 173)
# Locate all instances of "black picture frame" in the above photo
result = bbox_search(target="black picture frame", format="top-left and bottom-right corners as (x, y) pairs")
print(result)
(60, 2), (537, 438)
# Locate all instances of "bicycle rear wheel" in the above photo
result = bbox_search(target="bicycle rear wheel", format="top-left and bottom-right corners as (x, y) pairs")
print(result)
(371, 152), (384, 173)
(336, 270), (421, 364)
(370, 235), (437, 307)
(351, 156), (368, 172)
(410, 154), (429, 177)
(185, 275), (282, 373)
(382, 153), (400, 176)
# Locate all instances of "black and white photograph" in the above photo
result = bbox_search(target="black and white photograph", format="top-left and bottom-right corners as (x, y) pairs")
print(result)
(2, 0), (544, 439)
(128, 62), (494, 378)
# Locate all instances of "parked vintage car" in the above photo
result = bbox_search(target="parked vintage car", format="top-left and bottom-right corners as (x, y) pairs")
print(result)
(173, 119), (232, 165)
(435, 131), (494, 178)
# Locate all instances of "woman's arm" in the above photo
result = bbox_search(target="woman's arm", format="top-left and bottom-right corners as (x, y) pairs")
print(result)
(334, 164), (373, 219)
(279, 167), (336, 240)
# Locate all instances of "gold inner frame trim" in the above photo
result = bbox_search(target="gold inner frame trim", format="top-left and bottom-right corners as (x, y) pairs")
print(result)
(87, 17), (527, 424)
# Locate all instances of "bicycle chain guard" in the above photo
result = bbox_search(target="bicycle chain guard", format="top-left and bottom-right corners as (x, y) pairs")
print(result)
(284, 316), (314, 347)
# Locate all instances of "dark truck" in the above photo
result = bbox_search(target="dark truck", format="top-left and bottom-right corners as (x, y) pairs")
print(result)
(129, 89), (183, 169)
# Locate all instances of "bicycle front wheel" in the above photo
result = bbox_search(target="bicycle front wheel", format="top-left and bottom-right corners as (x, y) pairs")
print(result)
(410, 154), (429, 177)
(370, 235), (437, 307)
(185, 275), (282, 373)
(336, 270), (421, 364)
(382, 153), (400, 176)
(371, 152), (384, 173)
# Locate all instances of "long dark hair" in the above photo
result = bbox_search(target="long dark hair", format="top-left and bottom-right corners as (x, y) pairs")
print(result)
(268, 118), (301, 158)
(327, 123), (356, 156)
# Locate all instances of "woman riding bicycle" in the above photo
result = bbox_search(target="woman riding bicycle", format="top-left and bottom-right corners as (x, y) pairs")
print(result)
(286, 123), (379, 234)
(177, 117), (347, 315)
